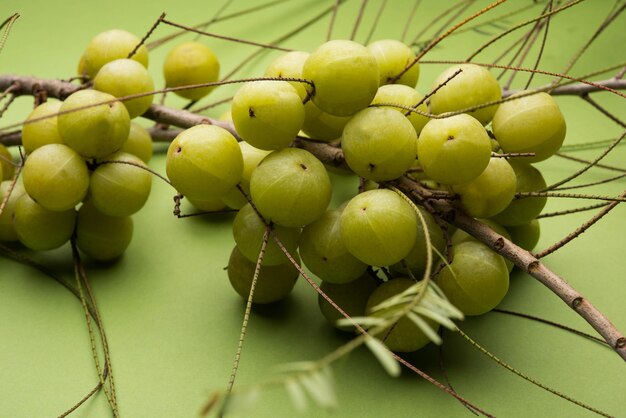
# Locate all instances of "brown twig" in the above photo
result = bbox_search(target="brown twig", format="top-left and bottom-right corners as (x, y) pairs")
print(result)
(350, 0), (369, 41)
(535, 190), (625, 259)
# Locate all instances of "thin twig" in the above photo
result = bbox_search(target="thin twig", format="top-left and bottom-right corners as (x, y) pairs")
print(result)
(161, 17), (292, 52)
(350, 0), (369, 41)
(537, 203), (610, 219)
(535, 189), (625, 259)
(364, 0), (388, 45)
(456, 327), (614, 417)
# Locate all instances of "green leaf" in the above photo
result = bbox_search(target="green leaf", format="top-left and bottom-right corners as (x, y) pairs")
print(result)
(285, 378), (308, 412)
(407, 312), (442, 345)
(364, 336), (401, 377)
(336, 315), (385, 328)
(222, 387), (261, 417)
(298, 368), (337, 408)
(413, 305), (457, 330)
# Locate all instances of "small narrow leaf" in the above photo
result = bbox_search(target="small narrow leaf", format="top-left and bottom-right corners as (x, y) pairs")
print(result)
(364, 336), (401, 377)
(285, 378), (308, 412)
(299, 370), (337, 408)
(407, 312), (442, 345)
(413, 306), (457, 330)
(336, 316), (385, 328)
(222, 387), (261, 417)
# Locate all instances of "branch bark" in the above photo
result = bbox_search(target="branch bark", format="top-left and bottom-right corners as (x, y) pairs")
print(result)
(1, 74), (625, 361)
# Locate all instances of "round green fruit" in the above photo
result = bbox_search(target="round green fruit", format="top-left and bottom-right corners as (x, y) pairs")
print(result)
(163, 42), (220, 101)
(221, 142), (271, 210)
(429, 64), (501, 125)
(93, 58), (154, 118)
(436, 241), (509, 316)
(371, 84), (430, 135)
(507, 219), (541, 252)
(491, 161), (547, 226)
(166, 125), (243, 201)
(342, 107), (417, 182)
(417, 113), (491, 185)
(0, 181), (26, 241)
(14, 193), (76, 251)
(81, 29), (149, 79)
(227, 246), (299, 304)
(231, 81), (305, 150)
(340, 189), (417, 267)
(452, 157), (517, 218)
(492, 91), (566, 163)
(300, 209), (368, 284)
(22, 144), (90, 212)
(264, 50), (311, 100)
(303, 39), (379, 116)
(232, 203), (301, 266)
(76, 201), (133, 261)
(57, 89), (130, 159)
(250, 148), (331, 227)
(20, 101), (64, 155)
(90, 152), (152, 217)
(121, 122), (153, 163)
(367, 39), (419, 87)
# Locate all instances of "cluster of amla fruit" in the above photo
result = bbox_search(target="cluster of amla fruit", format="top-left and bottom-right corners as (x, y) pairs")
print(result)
(163, 36), (561, 353)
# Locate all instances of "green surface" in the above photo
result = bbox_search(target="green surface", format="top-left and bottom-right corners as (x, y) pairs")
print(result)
(1, 1), (626, 417)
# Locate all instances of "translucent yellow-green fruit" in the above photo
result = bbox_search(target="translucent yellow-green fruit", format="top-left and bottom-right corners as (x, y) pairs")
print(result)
(222, 142), (271, 210)
(429, 64), (501, 125)
(76, 201), (133, 261)
(491, 161), (547, 226)
(121, 122), (153, 163)
(303, 40), (379, 116)
(232, 203), (301, 266)
(186, 196), (228, 212)
(82, 29), (149, 79)
(0, 144), (13, 181)
(451, 219), (514, 272)
(20, 101), (64, 155)
(493, 91), (566, 163)
(227, 246), (299, 304)
(340, 189), (417, 267)
(417, 113), (492, 185)
(452, 157), (517, 218)
(166, 125), (243, 201)
(13, 193), (76, 251)
(250, 148), (331, 227)
(367, 39), (419, 87)
(436, 241), (509, 316)
(342, 107), (417, 182)
(231, 81), (305, 150)
(390, 207), (446, 278)
(300, 209), (368, 284)
(507, 219), (541, 252)
(0, 181), (26, 241)
(370, 84), (429, 135)
(264, 50), (311, 100)
(90, 152), (152, 217)
(301, 100), (351, 142)
(57, 89), (130, 159)
(93, 58), (154, 118)
(22, 144), (90, 212)
(163, 42), (220, 101)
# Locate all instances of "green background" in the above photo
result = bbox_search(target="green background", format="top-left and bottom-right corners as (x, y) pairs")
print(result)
(1, 0), (625, 417)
